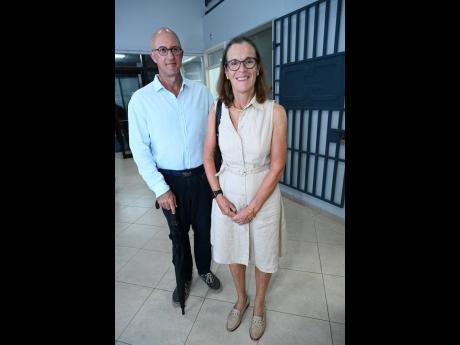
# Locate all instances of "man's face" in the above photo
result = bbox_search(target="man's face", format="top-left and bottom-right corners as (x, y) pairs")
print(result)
(151, 31), (183, 78)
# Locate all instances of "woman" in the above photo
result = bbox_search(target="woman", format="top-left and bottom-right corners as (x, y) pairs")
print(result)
(203, 36), (287, 341)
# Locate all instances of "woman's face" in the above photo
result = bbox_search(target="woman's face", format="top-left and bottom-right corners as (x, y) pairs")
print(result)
(225, 42), (259, 96)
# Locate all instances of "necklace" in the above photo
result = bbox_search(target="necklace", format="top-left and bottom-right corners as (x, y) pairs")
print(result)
(232, 95), (254, 111)
(232, 102), (248, 111)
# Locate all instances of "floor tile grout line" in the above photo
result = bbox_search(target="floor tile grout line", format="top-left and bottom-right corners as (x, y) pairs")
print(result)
(155, 286), (208, 299)
(114, 228), (132, 239)
(183, 295), (207, 345)
(118, 222), (164, 230)
(115, 280), (156, 289)
(116, 245), (169, 255)
(115, 194), (149, 201)
(330, 320), (345, 325)
(116, 286), (157, 341)
(117, 263), (173, 341)
(115, 246), (171, 276)
(114, 223), (161, 242)
(139, 247), (170, 254)
(286, 238), (345, 247)
(125, 198), (157, 207)
(154, 264), (173, 290)
(203, 296), (234, 305)
(116, 262), (171, 290)
(316, 241), (346, 247)
(323, 272), (345, 278)
(203, 295), (333, 323)
(134, 223), (170, 229)
(285, 232), (344, 243)
(132, 222), (170, 230)
(277, 266), (344, 278)
(116, 207), (153, 225)
(116, 241), (154, 250)
(130, 207), (153, 224)
(115, 247), (142, 274)
(117, 199), (151, 207)
(115, 341), (132, 345)
(115, 230), (161, 250)
(277, 267), (323, 275)
(117, 203), (152, 210)
(115, 221), (132, 229)
(314, 220), (336, 345)
(314, 221), (346, 234)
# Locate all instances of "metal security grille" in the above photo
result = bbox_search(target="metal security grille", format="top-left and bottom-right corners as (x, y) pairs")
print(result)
(273, 0), (345, 207)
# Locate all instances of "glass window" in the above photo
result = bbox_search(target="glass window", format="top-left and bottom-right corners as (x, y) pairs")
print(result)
(205, 46), (224, 99)
(115, 75), (141, 109)
(115, 79), (123, 107)
(182, 56), (204, 84)
(207, 49), (223, 67)
(142, 54), (156, 68)
(208, 67), (220, 99)
(115, 53), (142, 67)
(115, 53), (158, 106)
(141, 54), (157, 85)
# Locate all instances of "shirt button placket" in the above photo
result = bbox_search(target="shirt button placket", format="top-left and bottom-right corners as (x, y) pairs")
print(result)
(178, 96), (189, 168)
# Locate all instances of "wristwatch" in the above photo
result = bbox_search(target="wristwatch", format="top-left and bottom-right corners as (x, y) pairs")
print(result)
(212, 189), (223, 198)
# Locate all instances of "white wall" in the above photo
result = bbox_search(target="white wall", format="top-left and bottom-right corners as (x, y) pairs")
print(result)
(203, 0), (316, 50)
(115, 0), (205, 54)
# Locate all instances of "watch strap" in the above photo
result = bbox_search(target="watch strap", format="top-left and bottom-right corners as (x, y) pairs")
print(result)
(212, 189), (223, 198)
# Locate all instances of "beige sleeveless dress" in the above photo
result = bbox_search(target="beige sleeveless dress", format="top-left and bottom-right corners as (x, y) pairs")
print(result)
(210, 96), (287, 273)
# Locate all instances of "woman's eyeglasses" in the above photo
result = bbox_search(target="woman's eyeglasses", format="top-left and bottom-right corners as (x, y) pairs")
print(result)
(225, 57), (258, 71)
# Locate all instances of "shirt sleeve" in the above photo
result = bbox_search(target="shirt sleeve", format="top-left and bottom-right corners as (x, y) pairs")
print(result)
(127, 94), (169, 198)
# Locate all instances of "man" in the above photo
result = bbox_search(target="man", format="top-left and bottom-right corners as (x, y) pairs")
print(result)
(128, 27), (221, 306)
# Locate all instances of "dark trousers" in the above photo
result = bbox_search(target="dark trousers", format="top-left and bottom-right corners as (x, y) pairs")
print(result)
(159, 165), (213, 280)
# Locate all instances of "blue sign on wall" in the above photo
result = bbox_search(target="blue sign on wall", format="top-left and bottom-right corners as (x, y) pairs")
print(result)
(280, 52), (344, 110)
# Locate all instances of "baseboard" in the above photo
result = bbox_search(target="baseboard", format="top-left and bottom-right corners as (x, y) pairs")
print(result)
(281, 190), (345, 225)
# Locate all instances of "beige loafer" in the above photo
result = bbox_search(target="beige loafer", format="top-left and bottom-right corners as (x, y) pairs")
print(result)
(227, 297), (250, 331)
(249, 308), (266, 341)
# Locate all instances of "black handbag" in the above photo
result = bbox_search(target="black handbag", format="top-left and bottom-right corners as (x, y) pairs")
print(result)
(214, 99), (223, 172)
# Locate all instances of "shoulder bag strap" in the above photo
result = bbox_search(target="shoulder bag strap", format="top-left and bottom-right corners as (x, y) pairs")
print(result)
(216, 99), (222, 138)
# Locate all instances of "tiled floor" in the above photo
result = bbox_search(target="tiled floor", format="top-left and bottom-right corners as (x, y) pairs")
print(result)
(115, 153), (345, 345)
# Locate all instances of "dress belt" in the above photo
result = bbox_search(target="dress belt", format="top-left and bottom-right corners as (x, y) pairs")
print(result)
(215, 163), (269, 176)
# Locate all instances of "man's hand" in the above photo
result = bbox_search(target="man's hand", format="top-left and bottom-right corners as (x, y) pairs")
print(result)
(156, 190), (177, 214)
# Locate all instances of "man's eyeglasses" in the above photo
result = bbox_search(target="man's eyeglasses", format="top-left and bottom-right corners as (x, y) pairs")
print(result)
(225, 57), (258, 71)
(152, 46), (183, 56)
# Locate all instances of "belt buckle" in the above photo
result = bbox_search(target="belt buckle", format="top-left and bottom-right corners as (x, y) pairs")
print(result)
(183, 171), (192, 177)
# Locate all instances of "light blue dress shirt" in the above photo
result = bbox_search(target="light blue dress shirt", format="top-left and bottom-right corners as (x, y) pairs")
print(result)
(128, 75), (214, 197)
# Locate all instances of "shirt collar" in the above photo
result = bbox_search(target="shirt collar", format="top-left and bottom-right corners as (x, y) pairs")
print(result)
(247, 95), (264, 111)
(152, 74), (189, 92)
